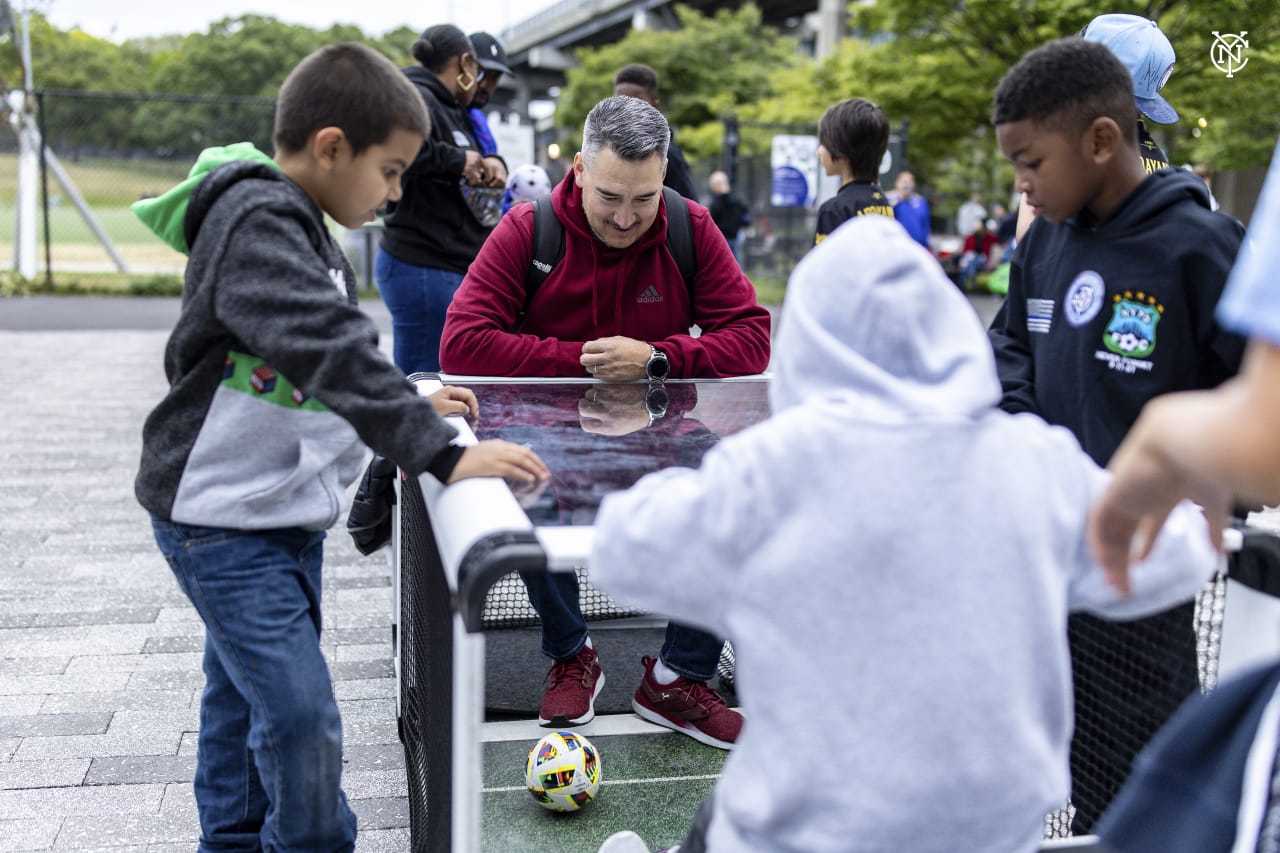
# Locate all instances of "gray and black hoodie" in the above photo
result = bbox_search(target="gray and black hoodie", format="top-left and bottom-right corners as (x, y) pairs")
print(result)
(135, 146), (461, 531)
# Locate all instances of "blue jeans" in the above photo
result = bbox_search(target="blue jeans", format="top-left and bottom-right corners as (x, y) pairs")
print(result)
(374, 249), (463, 374)
(151, 518), (357, 853)
(519, 569), (725, 682)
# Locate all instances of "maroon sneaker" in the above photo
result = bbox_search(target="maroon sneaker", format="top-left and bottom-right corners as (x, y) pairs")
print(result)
(539, 644), (605, 727)
(632, 656), (742, 749)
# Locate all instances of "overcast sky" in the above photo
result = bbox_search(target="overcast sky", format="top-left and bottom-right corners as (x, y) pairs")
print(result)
(41, 0), (561, 42)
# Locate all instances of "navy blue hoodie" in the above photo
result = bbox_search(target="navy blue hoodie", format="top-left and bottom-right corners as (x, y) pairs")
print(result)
(989, 168), (1245, 466)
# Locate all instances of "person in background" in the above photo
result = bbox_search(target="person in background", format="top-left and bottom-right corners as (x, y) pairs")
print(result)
(707, 170), (750, 265)
(613, 63), (699, 200)
(376, 25), (506, 374)
(959, 218), (1000, 290)
(891, 169), (931, 249)
(957, 190), (988, 236)
(466, 31), (512, 172)
(813, 97), (894, 246)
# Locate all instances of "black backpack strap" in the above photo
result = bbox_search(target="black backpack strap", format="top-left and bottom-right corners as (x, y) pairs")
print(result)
(518, 188), (698, 329)
(517, 196), (565, 328)
(662, 187), (697, 302)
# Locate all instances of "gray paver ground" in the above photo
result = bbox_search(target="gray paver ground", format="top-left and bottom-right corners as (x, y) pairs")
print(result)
(0, 322), (404, 850)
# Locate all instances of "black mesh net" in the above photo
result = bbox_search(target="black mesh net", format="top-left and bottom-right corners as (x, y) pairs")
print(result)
(399, 479), (455, 852)
(477, 567), (642, 629)
(1043, 573), (1226, 838)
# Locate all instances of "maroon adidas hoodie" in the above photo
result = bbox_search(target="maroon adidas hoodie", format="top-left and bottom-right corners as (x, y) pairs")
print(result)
(439, 171), (771, 378)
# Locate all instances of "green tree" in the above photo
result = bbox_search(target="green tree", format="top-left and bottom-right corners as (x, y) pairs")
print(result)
(755, 0), (1279, 214)
(555, 4), (801, 160)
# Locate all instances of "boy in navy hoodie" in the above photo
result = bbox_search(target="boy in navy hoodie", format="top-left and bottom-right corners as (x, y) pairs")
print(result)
(133, 44), (547, 851)
(988, 37), (1244, 832)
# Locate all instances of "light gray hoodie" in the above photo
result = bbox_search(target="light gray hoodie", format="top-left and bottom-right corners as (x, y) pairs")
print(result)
(591, 215), (1216, 852)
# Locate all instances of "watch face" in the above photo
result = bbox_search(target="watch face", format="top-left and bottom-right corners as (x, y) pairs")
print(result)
(647, 350), (670, 381)
(645, 384), (670, 417)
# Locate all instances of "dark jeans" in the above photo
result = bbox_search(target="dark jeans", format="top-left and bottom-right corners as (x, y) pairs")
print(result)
(519, 569), (725, 682)
(151, 518), (357, 852)
(374, 248), (463, 374)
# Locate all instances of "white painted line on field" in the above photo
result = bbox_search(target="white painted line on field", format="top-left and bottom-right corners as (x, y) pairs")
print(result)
(484, 773), (722, 794)
(480, 713), (672, 743)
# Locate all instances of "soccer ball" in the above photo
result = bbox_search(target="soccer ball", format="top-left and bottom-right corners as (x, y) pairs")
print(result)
(525, 730), (601, 812)
(506, 164), (552, 205)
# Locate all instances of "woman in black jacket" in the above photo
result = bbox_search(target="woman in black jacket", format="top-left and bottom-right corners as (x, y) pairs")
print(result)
(376, 24), (507, 373)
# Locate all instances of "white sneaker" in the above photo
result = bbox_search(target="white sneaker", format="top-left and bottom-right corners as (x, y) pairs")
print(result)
(597, 830), (652, 853)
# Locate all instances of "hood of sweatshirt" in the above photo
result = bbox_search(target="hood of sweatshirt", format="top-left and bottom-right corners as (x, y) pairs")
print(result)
(1069, 167), (1215, 235)
(772, 215), (1000, 418)
(403, 64), (460, 109)
(551, 169), (668, 328)
(131, 142), (278, 254)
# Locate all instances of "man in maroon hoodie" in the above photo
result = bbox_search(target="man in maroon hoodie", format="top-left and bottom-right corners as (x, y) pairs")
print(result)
(441, 95), (770, 748)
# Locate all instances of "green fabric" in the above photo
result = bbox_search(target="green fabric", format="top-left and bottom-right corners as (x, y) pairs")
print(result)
(131, 142), (278, 255)
(221, 350), (331, 413)
(987, 261), (1010, 296)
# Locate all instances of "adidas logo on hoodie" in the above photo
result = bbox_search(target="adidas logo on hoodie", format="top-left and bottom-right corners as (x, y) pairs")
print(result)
(637, 284), (663, 304)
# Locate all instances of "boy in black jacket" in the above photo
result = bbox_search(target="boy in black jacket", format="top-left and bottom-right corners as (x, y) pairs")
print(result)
(988, 37), (1244, 833)
(135, 44), (546, 850)
(813, 97), (895, 245)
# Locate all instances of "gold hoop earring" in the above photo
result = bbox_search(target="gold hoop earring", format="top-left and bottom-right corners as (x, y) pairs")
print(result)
(456, 58), (476, 92)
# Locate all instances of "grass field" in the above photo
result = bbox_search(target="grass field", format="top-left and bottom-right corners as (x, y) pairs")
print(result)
(0, 151), (189, 208)
(0, 149), (792, 301)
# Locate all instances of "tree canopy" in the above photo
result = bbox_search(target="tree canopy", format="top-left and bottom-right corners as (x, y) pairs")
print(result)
(554, 4), (801, 160)
(0, 1), (1271, 198)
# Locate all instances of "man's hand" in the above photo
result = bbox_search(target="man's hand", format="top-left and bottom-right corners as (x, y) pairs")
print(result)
(482, 156), (508, 188)
(448, 440), (549, 485)
(577, 384), (650, 435)
(581, 336), (651, 382)
(428, 386), (479, 419)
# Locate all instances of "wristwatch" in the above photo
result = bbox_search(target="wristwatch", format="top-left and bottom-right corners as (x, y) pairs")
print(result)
(645, 345), (670, 382)
(645, 383), (670, 427)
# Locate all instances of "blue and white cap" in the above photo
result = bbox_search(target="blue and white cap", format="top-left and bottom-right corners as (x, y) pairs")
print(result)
(1082, 13), (1178, 125)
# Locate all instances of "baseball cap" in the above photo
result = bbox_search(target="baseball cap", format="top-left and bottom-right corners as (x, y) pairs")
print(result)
(1082, 13), (1178, 125)
(469, 32), (513, 77)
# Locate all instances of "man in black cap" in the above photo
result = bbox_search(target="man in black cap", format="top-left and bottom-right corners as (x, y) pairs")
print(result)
(467, 31), (513, 185)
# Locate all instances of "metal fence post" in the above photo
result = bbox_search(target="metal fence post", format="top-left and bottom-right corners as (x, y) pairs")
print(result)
(36, 89), (50, 289)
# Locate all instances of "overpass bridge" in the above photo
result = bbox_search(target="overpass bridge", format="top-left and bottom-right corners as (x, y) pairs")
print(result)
(486, 0), (830, 114)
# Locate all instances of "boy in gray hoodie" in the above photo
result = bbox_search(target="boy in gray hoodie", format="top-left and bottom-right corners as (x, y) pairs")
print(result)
(133, 44), (546, 851)
(591, 215), (1215, 853)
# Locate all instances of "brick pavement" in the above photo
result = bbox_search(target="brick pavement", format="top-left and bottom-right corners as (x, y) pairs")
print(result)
(0, 330), (409, 851)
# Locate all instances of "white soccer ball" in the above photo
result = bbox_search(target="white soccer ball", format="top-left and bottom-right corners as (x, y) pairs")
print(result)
(506, 164), (553, 205)
(525, 730), (602, 812)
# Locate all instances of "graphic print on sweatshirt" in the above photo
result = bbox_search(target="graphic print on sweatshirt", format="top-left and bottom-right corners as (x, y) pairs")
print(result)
(1027, 298), (1055, 334)
(637, 284), (663, 304)
(1099, 291), (1163, 373)
(169, 350), (363, 530)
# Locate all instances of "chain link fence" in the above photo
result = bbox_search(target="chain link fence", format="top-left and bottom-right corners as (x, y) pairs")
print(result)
(0, 89), (275, 281)
(683, 117), (909, 285)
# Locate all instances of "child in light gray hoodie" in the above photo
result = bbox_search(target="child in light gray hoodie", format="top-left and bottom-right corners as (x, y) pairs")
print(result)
(590, 215), (1217, 853)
